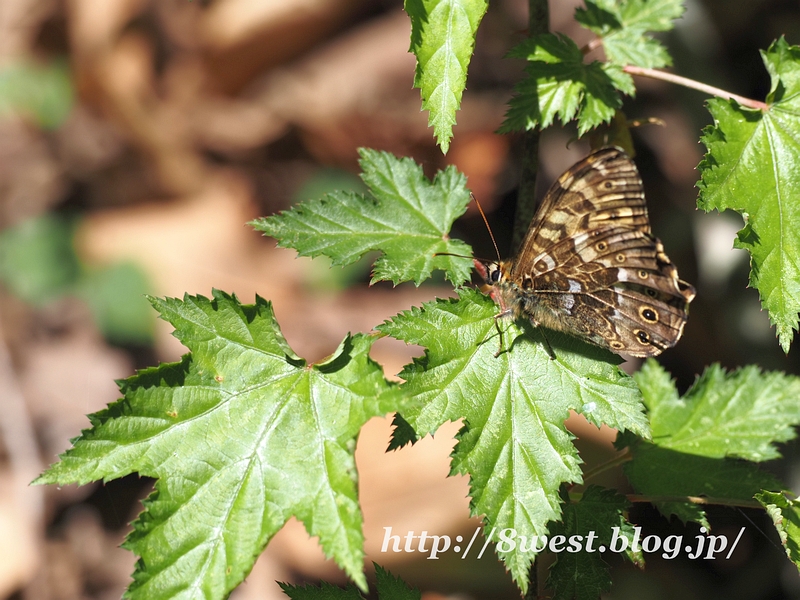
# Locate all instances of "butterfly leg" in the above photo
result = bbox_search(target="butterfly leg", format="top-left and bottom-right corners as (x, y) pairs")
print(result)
(492, 315), (506, 358)
(537, 327), (557, 360)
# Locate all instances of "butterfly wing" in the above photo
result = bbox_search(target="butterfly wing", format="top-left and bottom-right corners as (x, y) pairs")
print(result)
(523, 228), (695, 357)
(511, 147), (649, 279)
(507, 146), (694, 357)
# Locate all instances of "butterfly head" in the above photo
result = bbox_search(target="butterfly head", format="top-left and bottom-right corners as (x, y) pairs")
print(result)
(473, 258), (518, 315)
(473, 258), (503, 286)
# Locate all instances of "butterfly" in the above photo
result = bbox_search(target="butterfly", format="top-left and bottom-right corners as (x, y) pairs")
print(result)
(474, 146), (695, 358)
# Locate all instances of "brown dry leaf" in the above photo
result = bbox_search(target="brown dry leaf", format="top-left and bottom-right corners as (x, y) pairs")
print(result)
(75, 170), (262, 291)
(360, 418), (470, 561)
(209, 10), (507, 165)
(67, 0), (206, 196)
(65, 0), (146, 57)
(0, 117), (66, 226)
(0, 0), (59, 59)
(75, 162), (455, 363)
(92, 32), (206, 195)
(200, 0), (366, 93)
(20, 317), (132, 458)
(228, 549), (292, 600)
(447, 131), (510, 212)
(0, 470), (39, 598)
(28, 506), (135, 600)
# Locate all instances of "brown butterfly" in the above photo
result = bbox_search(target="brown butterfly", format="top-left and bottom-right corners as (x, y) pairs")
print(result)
(474, 147), (695, 358)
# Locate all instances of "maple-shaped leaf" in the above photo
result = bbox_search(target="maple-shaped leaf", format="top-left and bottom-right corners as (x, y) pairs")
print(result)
(500, 33), (631, 136)
(547, 487), (639, 600)
(35, 290), (403, 598)
(576, 0), (684, 69)
(252, 149), (473, 286)
(406, 0), (488, 153)
(638, 359), (800, 461)
(697, 37), (800, 352)
(378, 288), (648, 594)
(756, 491), (800, 572)
(623, 360), (792, 525)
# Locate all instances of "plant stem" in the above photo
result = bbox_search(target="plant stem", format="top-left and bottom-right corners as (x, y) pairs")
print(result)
(521, 3), (549, 598)
(566, 492), (763, 510)
(513, 1), (550, 255)
(627, 494), (763, 509)
(623, 65), (769, 110)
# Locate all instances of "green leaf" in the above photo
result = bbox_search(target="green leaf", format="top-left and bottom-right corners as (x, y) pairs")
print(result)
(279, 581), (365, 600)
(500, 34), (628, 136)
(547, 487), (636, 600)
(624, 360), (792, 525)
(372, 563), (422, 600)
(378, 289), (648, 593)
(697, 37), (800, 352)
(387, 412), (418, 451)
(36, 290), (403, 598)
(0, 215), (155, 344)
(251, 149), (473, 286)
(0, 214), (80, 303)
(0, 58), (74, 129)
(756, 491), (800, 571)
(576, 0), (684, 68)
(623, 442), (780, 526)
(405, 0), (488, 153)
(279, 564), (420, 600)
(78, 262), (155, 345)
(637, 359), (800, 461)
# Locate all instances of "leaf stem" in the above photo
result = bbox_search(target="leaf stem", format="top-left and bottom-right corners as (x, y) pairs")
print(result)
(580, 37), (604, 55)
(578, 451), (633, 487)
(623, 65), (769, 110)
(626, 494), (763, 510)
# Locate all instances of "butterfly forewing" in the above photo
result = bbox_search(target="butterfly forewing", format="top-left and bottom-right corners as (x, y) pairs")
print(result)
(482, 147), (694, 357)
(512, 147), (651, 281)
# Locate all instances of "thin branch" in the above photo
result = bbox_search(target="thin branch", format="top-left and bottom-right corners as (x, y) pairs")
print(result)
(567, 489), (765, 510)
(513, 0), (550, 255)
(627, 494), (763, 510)
(623, 65), (769, 110)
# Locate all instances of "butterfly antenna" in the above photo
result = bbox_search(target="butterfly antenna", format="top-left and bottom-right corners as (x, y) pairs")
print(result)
(472, 193), (501, 262)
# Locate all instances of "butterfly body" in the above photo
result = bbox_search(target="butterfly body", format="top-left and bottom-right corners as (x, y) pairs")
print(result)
(476, 147), (695, 358)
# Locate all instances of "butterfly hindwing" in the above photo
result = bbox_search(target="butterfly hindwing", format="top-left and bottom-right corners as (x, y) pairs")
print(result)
(481, 146), (695, 357)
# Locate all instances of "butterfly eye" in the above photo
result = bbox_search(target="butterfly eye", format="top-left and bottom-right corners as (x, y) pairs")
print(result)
(490, 268), (501, 283)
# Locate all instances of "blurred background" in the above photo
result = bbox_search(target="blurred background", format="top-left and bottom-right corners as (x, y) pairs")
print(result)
(1, 0), (800, 598)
